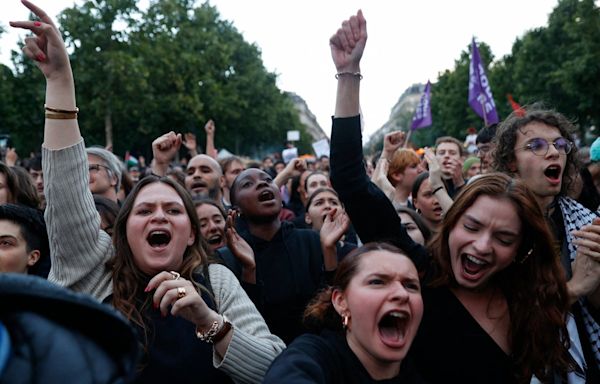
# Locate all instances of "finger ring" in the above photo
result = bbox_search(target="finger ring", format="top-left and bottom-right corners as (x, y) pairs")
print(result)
(177, 287), (186, 299)
(169, 271), (180, 280)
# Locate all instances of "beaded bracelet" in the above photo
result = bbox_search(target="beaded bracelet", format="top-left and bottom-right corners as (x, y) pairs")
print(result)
(335, 72), (363, 80)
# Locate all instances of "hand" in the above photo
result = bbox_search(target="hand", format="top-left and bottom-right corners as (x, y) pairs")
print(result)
(568, 219), (600, 302)
(183, 132), (197, 154)
(284, 158), (306, 176)
(329, 10), (367, 73)
(449, 158), (465, 187)
(10, 0), (72, 82)
(138, 155), (146, 167)
(424, 148), (443, 190)
(320, 208), (350, 249)
(145, 271), (219, 330)
(152, 131), (182, 166)
(226, 210), (255, 269)
(382, 131), (405, 160)
(5, 148), (18, 167)
(204, 119), (215, 136)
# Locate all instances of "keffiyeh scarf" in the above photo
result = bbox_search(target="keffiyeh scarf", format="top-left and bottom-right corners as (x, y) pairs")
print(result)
(559, 196), (600, 370)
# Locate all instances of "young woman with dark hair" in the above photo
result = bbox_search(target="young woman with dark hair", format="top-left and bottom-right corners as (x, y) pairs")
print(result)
(11, 2), (284, 383)
(264, 243), (425, 383)
(328, 10), (578, 383)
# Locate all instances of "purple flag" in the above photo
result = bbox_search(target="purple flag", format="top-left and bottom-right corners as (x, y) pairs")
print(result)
(468, 38), (499, 124)
(411, 81), (432, 130)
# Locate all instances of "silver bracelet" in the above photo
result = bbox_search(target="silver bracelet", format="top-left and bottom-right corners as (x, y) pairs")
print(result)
(335, 72), (363, 80)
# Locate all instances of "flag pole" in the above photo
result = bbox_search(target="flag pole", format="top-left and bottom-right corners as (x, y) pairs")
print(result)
(403, 129), (413, 148)
(479, 98), (488, 126)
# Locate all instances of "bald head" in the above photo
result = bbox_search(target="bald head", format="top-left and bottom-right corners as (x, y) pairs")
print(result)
(185, 155), (223, 200)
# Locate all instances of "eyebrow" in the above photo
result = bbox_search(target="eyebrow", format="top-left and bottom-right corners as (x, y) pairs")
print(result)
(464, 214), (519, 237)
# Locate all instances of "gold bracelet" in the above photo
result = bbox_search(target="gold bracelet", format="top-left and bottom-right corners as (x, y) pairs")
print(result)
(45, 112), (78, 120)
(45, 104), (79, 114)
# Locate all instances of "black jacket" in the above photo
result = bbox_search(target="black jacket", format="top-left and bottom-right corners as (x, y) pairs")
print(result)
(0, 274), (139, 384)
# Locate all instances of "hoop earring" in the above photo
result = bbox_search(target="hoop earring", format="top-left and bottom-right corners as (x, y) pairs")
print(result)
(342, 314), (349, 330)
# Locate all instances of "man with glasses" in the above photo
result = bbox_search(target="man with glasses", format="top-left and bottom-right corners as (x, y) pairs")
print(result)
(494, 108), (600, 380)
(86, 147), (122, 203)
(475, 123), (497, 174)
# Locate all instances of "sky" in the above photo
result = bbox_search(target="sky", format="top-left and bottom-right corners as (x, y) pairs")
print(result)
(2, 0), (568, 141)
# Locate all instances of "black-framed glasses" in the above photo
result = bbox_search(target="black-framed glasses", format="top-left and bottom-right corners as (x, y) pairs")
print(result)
(89, 163), (112, 174)
(520, 137), (573, 156)
(475, 144), (492, 155)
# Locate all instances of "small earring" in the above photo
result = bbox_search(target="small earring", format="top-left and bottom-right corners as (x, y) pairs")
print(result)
(342, 314), (349, 330)
(518, 248), (533, 264)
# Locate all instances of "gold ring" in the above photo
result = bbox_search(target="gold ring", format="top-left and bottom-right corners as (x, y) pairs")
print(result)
(169, 271), (180, 280)
(177, 287), (186, 299)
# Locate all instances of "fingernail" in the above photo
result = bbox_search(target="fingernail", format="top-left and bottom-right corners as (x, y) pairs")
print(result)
(36, 53), (46, 62)
(153, 302), (158, 309)
(34, 21), (41, 27)
(144, 286), (150, 292)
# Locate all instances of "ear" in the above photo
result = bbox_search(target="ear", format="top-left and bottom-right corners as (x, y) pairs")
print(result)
(110, 173), (118, 187)
(508, 160), (518, 173)
(304, 213), (312, 225)
(219, 175), (225, 189)
(390, 171), (403, 185)
(26, 250), (40, 267)
(187, 230), (196, 246)
(331, 288), (348, 316)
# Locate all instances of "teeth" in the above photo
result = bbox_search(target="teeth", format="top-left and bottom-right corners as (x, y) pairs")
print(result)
(466, 255), (486, 265)
(388, 311), (407, 319)
(150, 230), (168, 236)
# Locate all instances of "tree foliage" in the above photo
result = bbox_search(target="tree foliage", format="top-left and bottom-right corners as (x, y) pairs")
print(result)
(405, 0), (600, 149)
(2, 0), (306, 159)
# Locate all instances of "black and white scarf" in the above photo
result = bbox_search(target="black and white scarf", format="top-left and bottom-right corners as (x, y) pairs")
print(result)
(559, 196), (600, 370)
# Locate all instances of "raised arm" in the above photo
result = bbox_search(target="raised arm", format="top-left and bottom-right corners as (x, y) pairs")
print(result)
(11, 0), (112, 298)
(328, 11), (429, 271)
(204, 119), (218, 159)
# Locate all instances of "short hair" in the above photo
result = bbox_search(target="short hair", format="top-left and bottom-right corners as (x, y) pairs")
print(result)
(434, 136), (463, 157)
(304, 171), (329, 192)
(305, 187), (341, 213)
(218, 156), (244, 173)
(493, 106), (580, 196)
(476, 123), (498, 145)
(0, 204), (50, 278)
(388, 149), (420, 182)
(86, 147), (123, 192)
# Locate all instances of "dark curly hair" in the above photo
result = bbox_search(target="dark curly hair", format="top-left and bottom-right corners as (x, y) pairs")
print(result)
(492, 106), (580, 196)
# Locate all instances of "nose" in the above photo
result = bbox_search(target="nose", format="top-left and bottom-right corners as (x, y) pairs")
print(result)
(546, 142), (560, 159)
(472, 232), (492, 254)
(151, 207), (167, 223)
(390, 281), (410, 302)
(206, 220), (218, 233)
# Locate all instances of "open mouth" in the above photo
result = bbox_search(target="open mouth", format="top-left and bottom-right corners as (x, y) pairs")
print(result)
(147, 230), (172, 248)
(378, 310), (409, 346)
(258, 190), (275, 202)
(544, 165), (562, 183)
(191, 181), (207, 191)
(461, 254), (489, 277)
(206, 234), (223, 246)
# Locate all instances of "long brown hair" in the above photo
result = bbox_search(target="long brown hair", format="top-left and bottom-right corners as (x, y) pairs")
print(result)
(108, 176), (211, 332)
(429, 173), (576, 382)
(303, 242), (411, 332)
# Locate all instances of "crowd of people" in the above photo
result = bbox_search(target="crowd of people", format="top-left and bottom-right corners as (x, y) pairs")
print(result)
(1, 2), (600, 383)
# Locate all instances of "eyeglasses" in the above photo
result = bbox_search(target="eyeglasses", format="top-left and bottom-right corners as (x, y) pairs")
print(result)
(89, 163), (112, 174)
(520, 137), (573, 156)
(475, 145), (492, 155)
